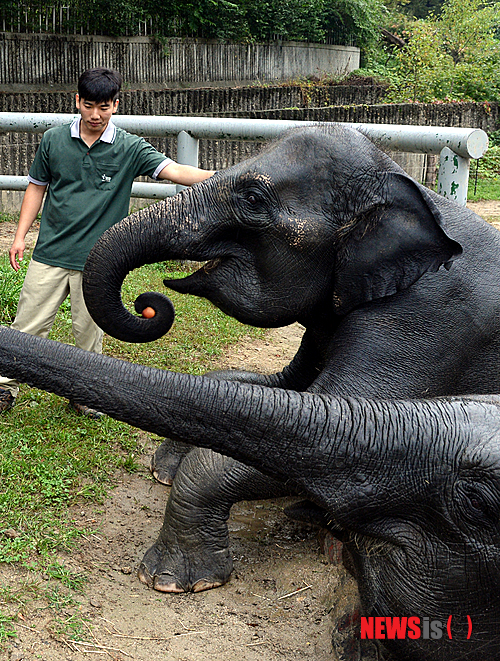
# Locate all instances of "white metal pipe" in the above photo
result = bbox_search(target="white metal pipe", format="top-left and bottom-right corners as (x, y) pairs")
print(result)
(176, 130), (200, 192)
(0, 112), (489, 158)
(0, 113), (489, 204)
(437, 147), (471, 206)
(349, 122), (488, 159)
(0, 176), (177, 199)
(130, 181), (177, 199)
(0, 175), (29, 191)
(177, 130), (200, 165)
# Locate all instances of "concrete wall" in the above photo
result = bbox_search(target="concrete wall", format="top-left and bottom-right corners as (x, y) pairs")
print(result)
(0, 33), (360, 91)
(242, 102), (499, 133)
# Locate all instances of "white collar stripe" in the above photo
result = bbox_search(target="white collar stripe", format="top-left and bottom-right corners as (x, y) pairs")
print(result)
(70, 117), (117, 144)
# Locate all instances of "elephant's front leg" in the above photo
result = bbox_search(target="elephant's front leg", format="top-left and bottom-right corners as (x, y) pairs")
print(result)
(139, 446), (293, 593)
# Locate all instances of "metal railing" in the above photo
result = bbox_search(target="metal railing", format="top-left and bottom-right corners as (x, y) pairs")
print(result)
(0, 113), (489, 206)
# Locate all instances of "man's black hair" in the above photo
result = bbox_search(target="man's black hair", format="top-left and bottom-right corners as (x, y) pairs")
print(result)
(78, 68), (122, 103)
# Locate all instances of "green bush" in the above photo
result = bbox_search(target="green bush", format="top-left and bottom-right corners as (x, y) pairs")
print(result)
(2, 0), (380, 45)
(368, 0), (500, 103)
(476, 145), (500, 180)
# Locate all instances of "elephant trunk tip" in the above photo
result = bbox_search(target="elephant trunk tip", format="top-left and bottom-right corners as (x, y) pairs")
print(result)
(131, 292), (176, 343)
(84, 269), (176, 343)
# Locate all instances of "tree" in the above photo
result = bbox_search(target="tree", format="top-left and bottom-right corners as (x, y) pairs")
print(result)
(398, 0), (445, 19)
(384, 19), (450, 101)
(236, 0), (326, 43)
(323, 0), (386, 49)
(384, 0), (500, 101)
(73, 0), (145, 37)
(438, 0), (498, 64)
(0, 0), (387, 46)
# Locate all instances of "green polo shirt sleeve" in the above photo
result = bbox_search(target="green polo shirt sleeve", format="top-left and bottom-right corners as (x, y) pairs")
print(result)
(29, 124), (170, 271)
(27, 133), (52, 185)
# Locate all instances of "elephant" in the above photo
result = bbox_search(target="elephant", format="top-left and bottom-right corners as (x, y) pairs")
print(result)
(1, 122), (500, 659)
(0, 329), (500, 660)
(80, 122), (500, 596)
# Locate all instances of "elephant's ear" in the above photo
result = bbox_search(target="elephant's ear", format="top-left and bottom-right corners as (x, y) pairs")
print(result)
(333, 172), (462, 315)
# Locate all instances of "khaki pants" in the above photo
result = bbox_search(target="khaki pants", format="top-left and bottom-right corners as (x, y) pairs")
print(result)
(0, 259), (103, 396)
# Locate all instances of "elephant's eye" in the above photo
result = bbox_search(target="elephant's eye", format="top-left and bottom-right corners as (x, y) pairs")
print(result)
(235, 180), (274, 224)
(237, 183), (268, 208)
(242, 190), (263, 207)
(455, 480), (499, 527)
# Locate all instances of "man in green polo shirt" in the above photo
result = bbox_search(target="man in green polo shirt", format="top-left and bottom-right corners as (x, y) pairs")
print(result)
(0, 67), (214, 416)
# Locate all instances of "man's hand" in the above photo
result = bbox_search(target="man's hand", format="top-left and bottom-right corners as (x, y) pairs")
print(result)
(10, 237), (26, 271)
(10, 181), (47, 271)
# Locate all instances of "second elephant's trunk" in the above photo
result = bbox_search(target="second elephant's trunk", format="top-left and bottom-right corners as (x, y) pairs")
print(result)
(0, 326), (487, 520)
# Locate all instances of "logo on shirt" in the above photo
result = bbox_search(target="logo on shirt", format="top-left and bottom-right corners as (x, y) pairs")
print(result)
(101, 174), (112, 183)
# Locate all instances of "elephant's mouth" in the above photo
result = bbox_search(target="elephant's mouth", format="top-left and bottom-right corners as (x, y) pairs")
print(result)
(333, 516), (408, 561)
(162, 254), (269, 327)
(163, 255), (239, 298)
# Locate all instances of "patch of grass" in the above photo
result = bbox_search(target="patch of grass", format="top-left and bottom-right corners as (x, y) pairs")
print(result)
(0, 258), (264, 565)
(0, 585), (27, 646)
(37, 560), (87, 592)
(49, 605), (90, 641)
(103, 261), (266, 373)
(0, 402), (131, 563)
(0, 578), (89, 648)
(0, 258), (29, 324)
(468, 175), (500, 202)
(468, 146), (500, 201)
(118, 452), (143, 473)
(0, 211), (17, 223)
(0, 614), (16, 645)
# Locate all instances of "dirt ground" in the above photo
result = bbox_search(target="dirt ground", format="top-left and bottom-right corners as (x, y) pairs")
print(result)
(1, 200), (499, 661)
(467, 200), (500, 230)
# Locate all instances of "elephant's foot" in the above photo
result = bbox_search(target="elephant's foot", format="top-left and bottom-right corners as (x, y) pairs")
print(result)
(150, 438), (193, 485)
(137, 534), (232, 593)
(141, 447), (292, 594)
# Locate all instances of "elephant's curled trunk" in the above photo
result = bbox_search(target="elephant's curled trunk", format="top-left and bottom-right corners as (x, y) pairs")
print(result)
(83, 204), (178, 343)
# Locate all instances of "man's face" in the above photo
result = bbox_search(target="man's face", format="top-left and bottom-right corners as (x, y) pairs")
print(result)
(75, 95), (119, 136)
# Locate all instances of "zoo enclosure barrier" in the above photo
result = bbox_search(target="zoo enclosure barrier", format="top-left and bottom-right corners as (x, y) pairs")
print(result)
(0, 113), (490, 207)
